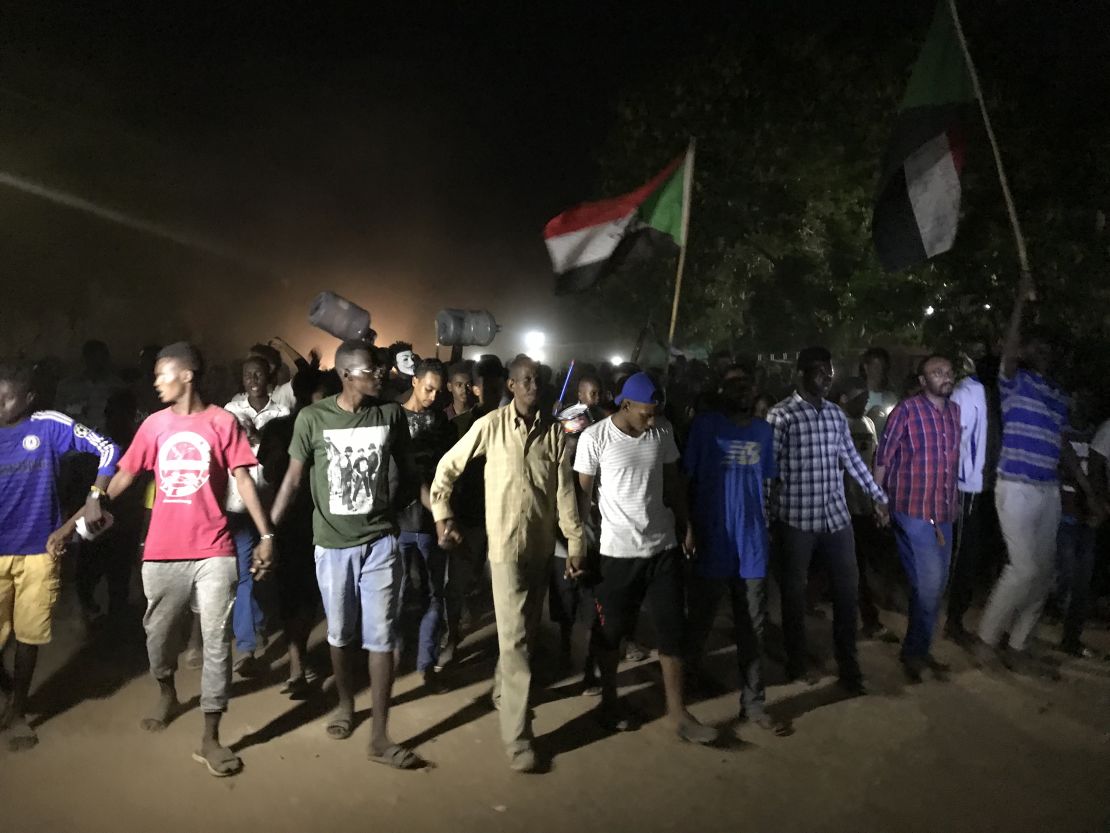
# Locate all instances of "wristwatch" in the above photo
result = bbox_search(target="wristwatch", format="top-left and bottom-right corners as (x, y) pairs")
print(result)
(88, 485), (111, 506)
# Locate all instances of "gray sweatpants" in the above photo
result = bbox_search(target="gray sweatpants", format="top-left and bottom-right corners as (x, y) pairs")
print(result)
(142, 558), (237, 713)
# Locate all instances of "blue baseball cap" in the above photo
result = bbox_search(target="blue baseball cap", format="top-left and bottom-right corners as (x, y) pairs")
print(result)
(615, 372), (661, 406)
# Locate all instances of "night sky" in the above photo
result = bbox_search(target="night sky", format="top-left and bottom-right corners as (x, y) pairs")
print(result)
(2, 2), (1106, 367)
(0, 3), (730, 365)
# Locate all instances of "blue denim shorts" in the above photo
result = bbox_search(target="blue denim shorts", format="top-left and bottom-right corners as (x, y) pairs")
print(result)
(314, 535), (401, 652)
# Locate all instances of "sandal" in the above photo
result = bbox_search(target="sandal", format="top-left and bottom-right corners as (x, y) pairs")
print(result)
(325, 712), (354, 740)
(368, 744), (424, 770)
(676, 719), (719, 745)
(191, 747), (243, 777)
(280, 676), (312, 700)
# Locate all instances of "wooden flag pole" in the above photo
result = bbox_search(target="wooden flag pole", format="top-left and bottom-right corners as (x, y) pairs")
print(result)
(666, 138), (697, 345)
(947, 0), (1031, 278)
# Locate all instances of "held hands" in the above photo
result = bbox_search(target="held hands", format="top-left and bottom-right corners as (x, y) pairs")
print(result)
(564, 555), (587, 580)
(46, 526), (72, 560)
(250, 537), (275, 581)
(83, 493), (106, 532)
(682, 526), (697, 560)
(436, 519), (463, 550)
(873, 501), (891, 528)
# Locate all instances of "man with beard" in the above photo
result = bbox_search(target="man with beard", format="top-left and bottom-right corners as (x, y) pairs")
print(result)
(874, 355), (961, 683)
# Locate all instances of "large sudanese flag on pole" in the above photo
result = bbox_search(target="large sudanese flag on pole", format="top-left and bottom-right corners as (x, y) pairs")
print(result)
(873, 1), (976, 273)
(544, 148), (690, 294)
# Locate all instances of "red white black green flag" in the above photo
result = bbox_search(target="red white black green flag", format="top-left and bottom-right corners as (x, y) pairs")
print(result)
(873, 2), (975, 272)
(544, 149), (691, 294)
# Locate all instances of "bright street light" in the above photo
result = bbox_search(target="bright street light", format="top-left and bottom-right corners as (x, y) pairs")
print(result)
(924, 305), (935, 316)
(523, 330), (546, 355)
(610, 355), (623, 365)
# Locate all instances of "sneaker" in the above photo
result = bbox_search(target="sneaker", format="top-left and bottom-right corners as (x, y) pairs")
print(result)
(623, 640), (648, 662)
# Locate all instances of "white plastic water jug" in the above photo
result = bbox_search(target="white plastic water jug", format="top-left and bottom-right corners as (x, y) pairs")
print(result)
(308, 292), (372, 341)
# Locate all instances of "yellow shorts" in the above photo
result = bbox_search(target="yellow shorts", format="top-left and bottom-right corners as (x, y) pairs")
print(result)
(0, 554), (61, 646)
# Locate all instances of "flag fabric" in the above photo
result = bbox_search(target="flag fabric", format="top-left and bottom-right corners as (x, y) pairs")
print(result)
(873, 2), (975, 272)
(545, 148), (691, 294)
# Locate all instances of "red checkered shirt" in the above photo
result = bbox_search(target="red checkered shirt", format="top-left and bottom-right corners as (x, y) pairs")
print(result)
(875, 393), (961, 523)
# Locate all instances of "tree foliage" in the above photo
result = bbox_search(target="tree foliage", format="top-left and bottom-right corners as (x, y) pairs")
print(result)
(584, 2), (1110, 393)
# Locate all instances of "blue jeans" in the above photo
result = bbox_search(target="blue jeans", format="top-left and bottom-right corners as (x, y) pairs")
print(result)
(399, 531), (448, 672)
(892, 512), (953, 660)
(229, 513), (264, 654)
(1056, 515), (1097, 648)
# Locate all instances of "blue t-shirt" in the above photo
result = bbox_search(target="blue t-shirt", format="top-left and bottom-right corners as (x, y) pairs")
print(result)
(683, 413), (776, 579)
(0, 411), (120, 555)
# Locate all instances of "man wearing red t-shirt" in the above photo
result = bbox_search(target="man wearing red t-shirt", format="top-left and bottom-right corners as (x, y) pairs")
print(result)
(52, 343), (274, 777)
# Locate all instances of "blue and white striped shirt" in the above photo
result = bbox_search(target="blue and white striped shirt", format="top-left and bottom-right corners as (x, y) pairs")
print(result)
(996, 369), (1068, 484)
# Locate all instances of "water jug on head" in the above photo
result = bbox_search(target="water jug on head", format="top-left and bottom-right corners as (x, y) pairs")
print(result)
(308, 292), (372, 341)
(435, 309), (499, 347)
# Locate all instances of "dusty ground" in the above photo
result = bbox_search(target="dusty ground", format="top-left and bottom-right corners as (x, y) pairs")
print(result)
(2, 571), (1110, 833)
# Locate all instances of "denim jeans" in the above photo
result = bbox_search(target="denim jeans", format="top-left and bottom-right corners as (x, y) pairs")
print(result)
(892, 512), (953, 660)
(229, 513), (264, 654)
(1056, 515), (1097, 648)
(399, 531), (448, 672)
(776, 523), (861, 682)
(686, 574), (768, 718)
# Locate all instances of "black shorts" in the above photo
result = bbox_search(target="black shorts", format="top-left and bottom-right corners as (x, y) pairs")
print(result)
(592, 548), (684, 655)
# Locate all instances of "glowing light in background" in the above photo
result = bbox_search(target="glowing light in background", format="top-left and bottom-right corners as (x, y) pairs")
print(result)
(523, 330), (546, 362)
(924, 305), (935, 316)
(610, 355), (623, 365)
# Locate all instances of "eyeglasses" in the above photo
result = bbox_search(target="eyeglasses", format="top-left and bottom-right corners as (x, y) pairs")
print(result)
(349, 367), (387, 380)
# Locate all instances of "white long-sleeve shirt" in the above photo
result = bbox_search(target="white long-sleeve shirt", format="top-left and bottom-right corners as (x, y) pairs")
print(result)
(951, 376), (987, 494)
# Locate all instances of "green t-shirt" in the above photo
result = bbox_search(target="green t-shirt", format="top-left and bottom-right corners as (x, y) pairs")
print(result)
(289, 395), (411, 549)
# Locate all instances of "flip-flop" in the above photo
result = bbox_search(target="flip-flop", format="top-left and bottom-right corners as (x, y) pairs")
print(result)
(677, 720), (719, 746)
(368, 744), (424, 770)
(191, 747), (243, 777)
(325, 714), (354, 740)
(280, 677), (312, 700)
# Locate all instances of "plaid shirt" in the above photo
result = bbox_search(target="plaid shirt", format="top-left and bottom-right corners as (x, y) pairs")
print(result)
(767, 392), (887, 533)
(876, 393), (961, 523)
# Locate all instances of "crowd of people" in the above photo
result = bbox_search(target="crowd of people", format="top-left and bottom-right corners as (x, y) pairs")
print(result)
(1, 274), (1108, 777)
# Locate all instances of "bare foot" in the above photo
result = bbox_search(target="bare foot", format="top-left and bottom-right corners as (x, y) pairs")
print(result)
(140, 687), (180, 732)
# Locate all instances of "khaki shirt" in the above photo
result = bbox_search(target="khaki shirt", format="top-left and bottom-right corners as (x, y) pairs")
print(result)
(431, 403), (584, 563)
